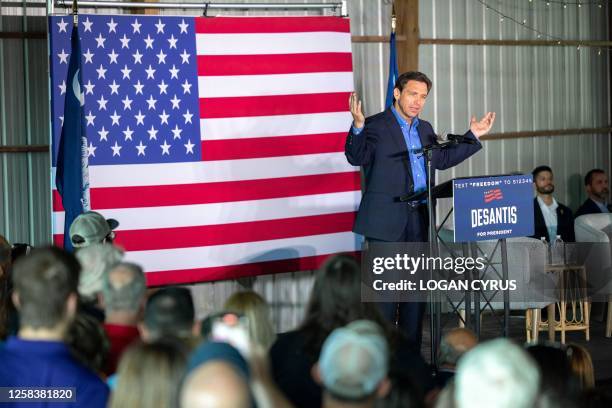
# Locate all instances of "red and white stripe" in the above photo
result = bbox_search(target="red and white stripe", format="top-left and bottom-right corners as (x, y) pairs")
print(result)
(484, 188), (503, 203)
(52, 16), (360, 286)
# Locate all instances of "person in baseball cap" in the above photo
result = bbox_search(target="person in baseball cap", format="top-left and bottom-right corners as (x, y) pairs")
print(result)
(313, 320), (390, 407)
(69, 211), (119, 249)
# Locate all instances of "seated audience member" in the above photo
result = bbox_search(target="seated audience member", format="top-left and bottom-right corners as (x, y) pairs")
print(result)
(575, 169), (610, 217)
(200, 313), (216, 341)
(0, 235), (13, 340)
(0, 247), (109, 407)
(184, 341), (293, 408)
(530, 165), (575, 242)
(566, 343), (595, 390)
(10, 242), (33, 263)
(69, 210), (119, 249)
(141, 286), (199, 347)
(182, 342), (252, 408)
(375, 371), (424, 408)
(270, 254), (431, 408)
(224, 290), (277, 350)
(65, 312), (110, 378)
(454, 339), (539, 408)
(102, 262), (146, 375)
(0, 235), (11, 276)
(110, 339), (188, 408)
(312, 320), (391, 408)
(0, 242), (30, 339)
(76, 243), (124, 322)
(526, 343), (581, 403)
(434, 328), (478, 389)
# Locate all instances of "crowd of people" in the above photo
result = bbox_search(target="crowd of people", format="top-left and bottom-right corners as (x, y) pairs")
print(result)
(0, 167), (609, 407)
(0, 234), (610, 407)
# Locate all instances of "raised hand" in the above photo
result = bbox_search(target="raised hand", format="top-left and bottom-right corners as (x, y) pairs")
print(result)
(349, 92), (365, 129)
(469, 112), (496, 138)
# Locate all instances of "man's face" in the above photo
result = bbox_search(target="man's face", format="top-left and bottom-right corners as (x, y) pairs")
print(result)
(393, 80), (428, 121)
(587, 172), (609, 201)
(534, 171), (555, 195)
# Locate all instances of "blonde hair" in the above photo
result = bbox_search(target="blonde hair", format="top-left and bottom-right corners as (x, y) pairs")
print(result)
(567, 343), (595, 390)
(223, 290), (276, 350)
(110, 340), (187, 408)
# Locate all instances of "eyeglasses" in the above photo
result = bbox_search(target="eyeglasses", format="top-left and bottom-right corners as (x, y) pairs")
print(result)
(103, 231), (116, 243)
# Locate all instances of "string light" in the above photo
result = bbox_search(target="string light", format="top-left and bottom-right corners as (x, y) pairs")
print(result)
(535, 0), (609, 4)
(476, 0), (564, 42)
(474, 0), (610, 56)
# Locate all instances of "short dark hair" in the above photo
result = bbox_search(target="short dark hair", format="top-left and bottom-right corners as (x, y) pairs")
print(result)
(12, 247), (80, 329)
(584, 169), (605, 186)
(144, 287), (195, 340)
(532, 165), (553, 179)
(394, 71), (433, 94)
(65, 312), (110, 374)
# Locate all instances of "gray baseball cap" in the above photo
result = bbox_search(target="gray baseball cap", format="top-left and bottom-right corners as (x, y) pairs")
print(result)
(318, 320), (389, 400)
(69, 211), (119, 248)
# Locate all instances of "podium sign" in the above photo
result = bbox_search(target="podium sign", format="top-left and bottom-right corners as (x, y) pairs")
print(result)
(453, 174), (534, 242)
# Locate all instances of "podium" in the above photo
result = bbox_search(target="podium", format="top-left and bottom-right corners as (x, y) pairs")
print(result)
(400, 173), (535, 363)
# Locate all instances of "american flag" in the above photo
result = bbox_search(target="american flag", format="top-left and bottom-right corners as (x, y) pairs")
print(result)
(484, 188), (503, 203)
(50, 14), (361, 286)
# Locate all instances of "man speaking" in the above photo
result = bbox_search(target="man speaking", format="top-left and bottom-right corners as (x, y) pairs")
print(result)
(345, 71), (495, 348)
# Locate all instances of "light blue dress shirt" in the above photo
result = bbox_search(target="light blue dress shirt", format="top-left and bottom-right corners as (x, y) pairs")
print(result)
(352, 107), (427, 194)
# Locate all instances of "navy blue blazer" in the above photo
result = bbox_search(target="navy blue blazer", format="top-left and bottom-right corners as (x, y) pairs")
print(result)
(345, 109), (482, 241)
(574, 198), (611, 218)
(530, 198), (575, 242)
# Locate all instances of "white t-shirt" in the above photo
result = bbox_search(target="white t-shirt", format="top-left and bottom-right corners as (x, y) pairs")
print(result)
(537, 196), (558, 240)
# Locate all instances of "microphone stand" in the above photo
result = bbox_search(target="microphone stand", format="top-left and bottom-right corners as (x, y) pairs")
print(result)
(400, 140), (457, 367)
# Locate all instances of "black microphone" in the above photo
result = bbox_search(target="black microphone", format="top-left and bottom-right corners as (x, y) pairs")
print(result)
(445, 133), (476, 145)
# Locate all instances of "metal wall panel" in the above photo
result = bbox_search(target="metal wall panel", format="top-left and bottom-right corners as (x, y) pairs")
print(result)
(350, 0), (392, 119)
(0, 13), (50, 246)
(1, 0), (610, 331)
(419, 0), (610, 228)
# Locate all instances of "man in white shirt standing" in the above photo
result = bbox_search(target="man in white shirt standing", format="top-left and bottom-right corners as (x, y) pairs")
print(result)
(530, 165), (575, 242)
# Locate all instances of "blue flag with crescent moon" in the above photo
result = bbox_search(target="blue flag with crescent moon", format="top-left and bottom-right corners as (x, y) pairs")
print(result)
(56, 23), (90, 251)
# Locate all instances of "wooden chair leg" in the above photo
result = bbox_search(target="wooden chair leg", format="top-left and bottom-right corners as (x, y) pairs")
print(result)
(459, 309), (465, 328)
(532, 309), (540, 343)
(585, 301), (590, 341)
(606, 298), (612, 338)
(547, 304), (556, 342)
(560, 301), (567, 344)
(526, 309), (532, 343)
